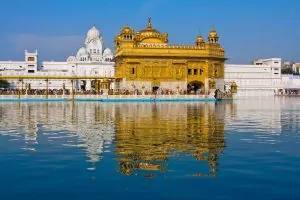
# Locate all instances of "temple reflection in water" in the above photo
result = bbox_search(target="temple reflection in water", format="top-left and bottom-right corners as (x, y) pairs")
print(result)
(0, 101), (229, 176)
(114, 102), (226, 177)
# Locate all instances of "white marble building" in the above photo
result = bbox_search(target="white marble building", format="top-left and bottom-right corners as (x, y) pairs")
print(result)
(225, 58), (300, 97)
(0, 26), (114, 91)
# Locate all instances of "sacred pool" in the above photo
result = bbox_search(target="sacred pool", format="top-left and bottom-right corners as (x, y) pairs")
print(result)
(0, 97), (300, 199)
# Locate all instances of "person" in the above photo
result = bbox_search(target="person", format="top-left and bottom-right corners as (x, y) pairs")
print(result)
(214, 89), (220, 99)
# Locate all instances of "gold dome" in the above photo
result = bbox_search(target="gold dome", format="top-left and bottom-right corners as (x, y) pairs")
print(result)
(139, 17), (160, 34)
(209, 27), (218, 38)
(196, 34), (205, 43)
(120, 25), (134, 35)
(135, 17), (168, 44)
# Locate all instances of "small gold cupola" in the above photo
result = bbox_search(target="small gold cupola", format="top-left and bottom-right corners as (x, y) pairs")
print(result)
(120, 24), (134, 41)
(195, 32), (205, 46)
(208, 26), (219, 43)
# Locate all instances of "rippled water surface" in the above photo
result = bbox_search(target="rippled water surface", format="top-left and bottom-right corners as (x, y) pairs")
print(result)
(0, 98), (300, 199)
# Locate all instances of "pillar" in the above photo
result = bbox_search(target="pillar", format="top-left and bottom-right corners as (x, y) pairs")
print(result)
(71, 79), (74, 100)
(18, 80), (21, 99)
(95, 80), (99, 94)
(21, 80), (24, 95)
(86, 80), (91, 91)
(46, 79), (48, 99)
(113, 79), (116, 95)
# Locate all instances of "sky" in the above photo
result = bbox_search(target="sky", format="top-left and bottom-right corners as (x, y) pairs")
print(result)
(0, 0), (299, 64)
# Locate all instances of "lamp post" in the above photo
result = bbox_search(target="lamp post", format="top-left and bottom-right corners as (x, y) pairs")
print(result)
(62, 83), (65, 96)
(25, 83), (28, 95)
(18, 79), (21, 99)
(176, 85), (180, 95)
(142, 84), (145, 96)
(131, 84), (136, 95)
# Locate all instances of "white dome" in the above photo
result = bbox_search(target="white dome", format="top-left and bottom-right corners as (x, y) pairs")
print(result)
(86, 26), (100, 43)
(76, 47), (88, 58)
(103, 48), (112, 57)
(67, 56), (77, 63)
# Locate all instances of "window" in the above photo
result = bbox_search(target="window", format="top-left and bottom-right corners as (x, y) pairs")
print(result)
(274, 68), (279, 70)
(274, 73), (279, 75)
(274, 62), (279, 64)
(28, 65), (35, 67)
(28, 70), (35, 73)
(132, 68), (135, 74)
(27, 57), (35, 61)
(194, 69), (198, 75)
(200, 69), (203, 75)
(188, 69), (192, 75)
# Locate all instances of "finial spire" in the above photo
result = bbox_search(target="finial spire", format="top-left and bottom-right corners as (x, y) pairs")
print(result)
(147, 17), (152, 28)
(211, 25), (216, 32)
(198, 28), (202, 36)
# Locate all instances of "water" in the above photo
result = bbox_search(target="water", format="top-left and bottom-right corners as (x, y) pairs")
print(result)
(0, 97), (300, 199)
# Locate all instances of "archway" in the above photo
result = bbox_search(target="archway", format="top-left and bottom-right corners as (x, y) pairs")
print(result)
(91, 80), (95, 89)
(187, 81), (204, 94)
(152, 86), (159, 94)
(80, 80), (87, 91)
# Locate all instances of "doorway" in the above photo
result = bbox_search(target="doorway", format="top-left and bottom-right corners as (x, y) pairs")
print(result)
(152, 86), (159, 94)
(187, 81), (204, 94)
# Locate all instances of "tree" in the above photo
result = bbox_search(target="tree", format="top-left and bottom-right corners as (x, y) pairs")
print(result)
(0, 80), (9, 88)
(281, 68), (294, 74)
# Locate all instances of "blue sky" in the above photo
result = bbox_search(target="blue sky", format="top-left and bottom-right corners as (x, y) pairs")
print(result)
(0, 0), (299, 63)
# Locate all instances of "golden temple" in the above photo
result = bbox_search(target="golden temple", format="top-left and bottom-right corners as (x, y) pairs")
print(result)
(114, 17), (226, 94)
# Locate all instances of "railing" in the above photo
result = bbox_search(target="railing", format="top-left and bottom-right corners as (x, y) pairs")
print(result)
(0, 93), (216, 101)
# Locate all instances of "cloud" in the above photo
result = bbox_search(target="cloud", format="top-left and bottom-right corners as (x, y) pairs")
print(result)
(4, 34), (84, 61)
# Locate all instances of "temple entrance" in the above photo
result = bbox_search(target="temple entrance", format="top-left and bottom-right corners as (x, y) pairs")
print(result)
(91, 80), (95, 89)
(187, 81), (204, 94)
(80, 80), (86, 91)
(152, 86), (159, 94)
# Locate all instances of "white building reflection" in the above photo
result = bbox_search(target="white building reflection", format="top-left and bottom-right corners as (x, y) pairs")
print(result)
(0, 102), (115, 169)
(222, 98), (282, 134)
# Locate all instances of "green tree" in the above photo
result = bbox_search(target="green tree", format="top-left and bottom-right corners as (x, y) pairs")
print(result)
(281, 68), (294, 74)
(0, 79), (9, 88)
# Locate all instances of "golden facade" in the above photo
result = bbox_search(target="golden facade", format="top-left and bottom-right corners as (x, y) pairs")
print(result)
(114, 17), (226, 93)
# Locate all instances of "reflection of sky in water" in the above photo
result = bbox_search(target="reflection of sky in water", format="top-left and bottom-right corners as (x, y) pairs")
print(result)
(0, 98), (300, 199)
